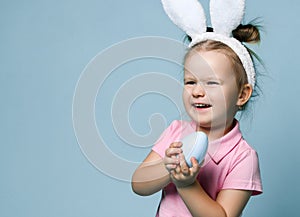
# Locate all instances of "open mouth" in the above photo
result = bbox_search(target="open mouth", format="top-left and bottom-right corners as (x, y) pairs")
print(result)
(193, 103), (212, 109)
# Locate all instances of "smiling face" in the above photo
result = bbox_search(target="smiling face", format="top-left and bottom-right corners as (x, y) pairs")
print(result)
(183, 47), (249, 137)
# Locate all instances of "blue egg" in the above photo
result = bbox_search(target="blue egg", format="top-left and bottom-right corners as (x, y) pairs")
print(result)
(181, 132), (208, 167)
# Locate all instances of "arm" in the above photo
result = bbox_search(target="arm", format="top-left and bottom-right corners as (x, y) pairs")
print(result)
(177, 181), (251, 217)
(131, 142), (183, 196)
(131, 150), (170, 196)
(172, 157), (252, 217)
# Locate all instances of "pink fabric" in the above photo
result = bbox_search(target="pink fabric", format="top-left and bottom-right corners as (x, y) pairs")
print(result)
(152, 120), (262, 217)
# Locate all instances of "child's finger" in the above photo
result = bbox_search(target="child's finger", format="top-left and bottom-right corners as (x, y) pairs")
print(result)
(179, 154), (190, 176)
(165, 163), (177, 172)
(190, 157), (200, 173)
(163, 156), (179, 165)
(165, 142), (182, 157)
(169, 142), (182, 148)
(165, 147), (181, 157)
(163, 155), (180, 172)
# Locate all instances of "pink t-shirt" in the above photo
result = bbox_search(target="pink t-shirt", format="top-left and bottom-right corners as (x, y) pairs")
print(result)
(152, 120), (262, 217)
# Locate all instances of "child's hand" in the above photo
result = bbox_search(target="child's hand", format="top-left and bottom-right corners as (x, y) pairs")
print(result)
(170, 154), (201, 188)
(163, 142), (182, 172)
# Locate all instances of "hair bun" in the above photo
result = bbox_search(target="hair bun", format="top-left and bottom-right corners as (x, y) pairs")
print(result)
(232, 24), (260, 43)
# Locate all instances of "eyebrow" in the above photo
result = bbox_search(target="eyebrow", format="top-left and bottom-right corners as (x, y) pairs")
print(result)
(184, 75), (195, 79)
(204, 76), (222, 81)
(184, 75), (221, 80)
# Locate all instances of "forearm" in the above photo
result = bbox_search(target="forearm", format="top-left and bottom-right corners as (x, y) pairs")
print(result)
(177, 181), (227, 217)
(132, 159), (170, 196)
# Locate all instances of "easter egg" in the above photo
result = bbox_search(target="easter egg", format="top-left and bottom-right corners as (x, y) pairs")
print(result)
(181, 132), (208, 167)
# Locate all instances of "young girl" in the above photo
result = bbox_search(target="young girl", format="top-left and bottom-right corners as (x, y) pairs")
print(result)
(132, 1), (262, 216)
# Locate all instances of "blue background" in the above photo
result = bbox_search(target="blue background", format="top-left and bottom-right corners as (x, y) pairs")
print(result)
(1, 0), (299, 216)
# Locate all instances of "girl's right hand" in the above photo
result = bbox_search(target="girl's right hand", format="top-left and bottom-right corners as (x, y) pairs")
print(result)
(163, 142), (182, 172)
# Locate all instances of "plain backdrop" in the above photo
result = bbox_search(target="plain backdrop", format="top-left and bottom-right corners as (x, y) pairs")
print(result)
(1, 0), (299, 216)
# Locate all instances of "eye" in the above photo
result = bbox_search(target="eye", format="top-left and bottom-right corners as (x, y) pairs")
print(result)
(184, 80), (196, 85)
(206, 81), (220, 86)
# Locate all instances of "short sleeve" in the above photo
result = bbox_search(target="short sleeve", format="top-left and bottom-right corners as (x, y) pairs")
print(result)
(223, 149), (263, 195)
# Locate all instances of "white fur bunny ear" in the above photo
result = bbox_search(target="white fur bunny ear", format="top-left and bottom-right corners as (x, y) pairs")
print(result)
(161, 0), (207, 38)
(210, 0), (245, 36)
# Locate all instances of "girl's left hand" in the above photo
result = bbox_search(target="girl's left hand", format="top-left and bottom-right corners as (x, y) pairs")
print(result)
(170, 154), (201, 188)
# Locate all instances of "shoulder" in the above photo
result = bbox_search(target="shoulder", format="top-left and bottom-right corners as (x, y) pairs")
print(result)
(235, 138), (259, 161)
(221, 138), (263, 195)
(162, 119), (194, 137)
(226, 120), (259, 162)
(169, 119), (192, 128)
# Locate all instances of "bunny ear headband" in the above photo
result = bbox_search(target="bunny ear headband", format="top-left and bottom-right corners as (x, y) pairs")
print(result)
(161, 0), (255, 88)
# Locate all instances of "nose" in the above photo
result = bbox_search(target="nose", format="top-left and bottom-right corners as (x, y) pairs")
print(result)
(192, 84), (205, 98)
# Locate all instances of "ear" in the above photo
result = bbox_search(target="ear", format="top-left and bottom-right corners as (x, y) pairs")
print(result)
(236, 84), (253, 107)
(210, 0), (245, 36)
(161, 0), (207, 38)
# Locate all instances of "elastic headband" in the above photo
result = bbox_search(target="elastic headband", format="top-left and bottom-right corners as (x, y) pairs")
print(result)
(161, 0), (256, 88)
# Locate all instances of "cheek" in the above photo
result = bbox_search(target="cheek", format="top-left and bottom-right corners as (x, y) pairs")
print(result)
(182, 87), (193, 107)
(182, 88), (189, 103)
(182, 86), (192, 97)
(222, 89), (240, 110)
(206, 87), (225, 102)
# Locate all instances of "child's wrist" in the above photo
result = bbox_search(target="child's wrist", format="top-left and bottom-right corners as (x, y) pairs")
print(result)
(174, 180), (196, 189)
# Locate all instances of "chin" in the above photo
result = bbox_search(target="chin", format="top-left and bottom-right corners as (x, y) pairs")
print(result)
(190, 116), (212, 128)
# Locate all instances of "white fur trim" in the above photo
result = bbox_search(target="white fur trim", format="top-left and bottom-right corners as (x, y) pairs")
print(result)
(160, 0), (256, 88)
(190, 33), (255, 88)
(210, 0), (245, 36)
(161, 0), (206, 38)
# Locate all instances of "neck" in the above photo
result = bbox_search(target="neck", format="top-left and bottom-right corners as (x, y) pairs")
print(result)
(196, 119), (236, 141)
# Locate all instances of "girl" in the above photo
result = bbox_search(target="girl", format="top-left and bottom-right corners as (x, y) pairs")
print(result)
(132, 1), (262, 216)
